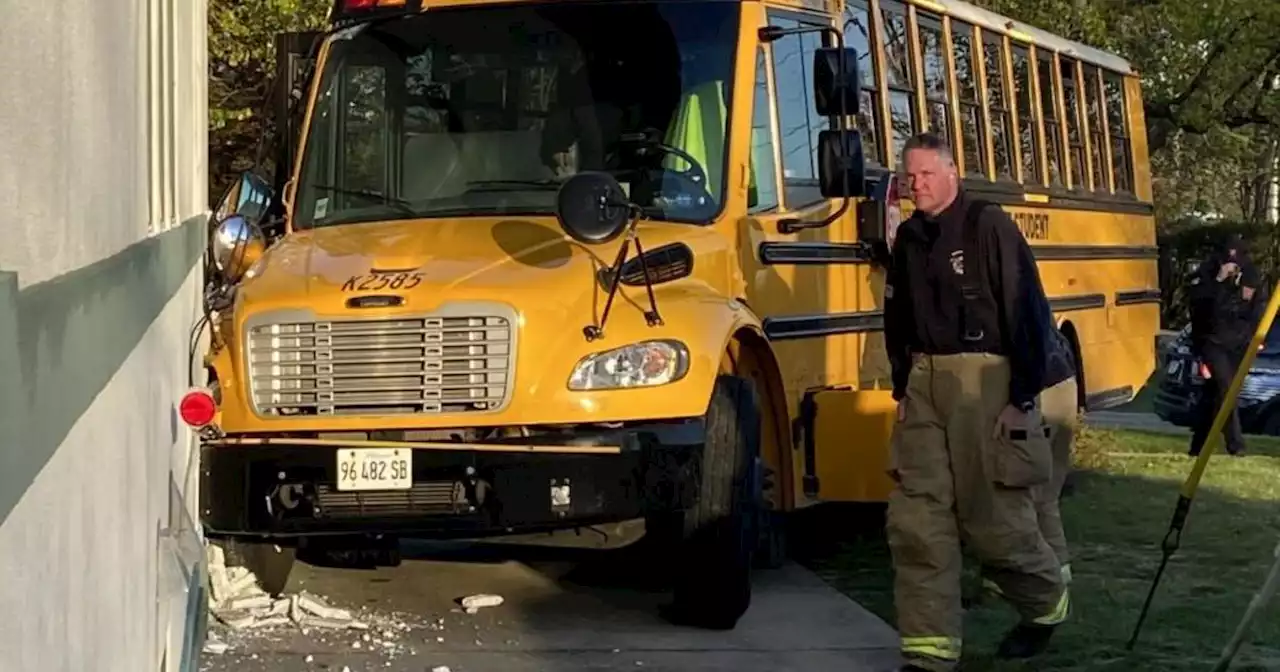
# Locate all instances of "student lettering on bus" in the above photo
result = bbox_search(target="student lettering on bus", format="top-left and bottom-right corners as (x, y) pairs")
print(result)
(882, 132), (1068, 671)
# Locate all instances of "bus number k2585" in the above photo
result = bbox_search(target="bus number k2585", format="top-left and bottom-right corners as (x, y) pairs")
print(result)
(341, 272), (424, 292)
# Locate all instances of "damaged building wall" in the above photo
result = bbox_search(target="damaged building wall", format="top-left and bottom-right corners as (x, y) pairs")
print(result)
(0, 0), (209, 671)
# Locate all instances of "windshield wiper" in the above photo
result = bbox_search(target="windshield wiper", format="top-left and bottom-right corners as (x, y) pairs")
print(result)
(466, 179), (562, 192)
(310, 184), (417, 216)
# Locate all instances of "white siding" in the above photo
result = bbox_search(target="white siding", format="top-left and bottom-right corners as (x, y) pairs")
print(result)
(0, 0), (209, 670)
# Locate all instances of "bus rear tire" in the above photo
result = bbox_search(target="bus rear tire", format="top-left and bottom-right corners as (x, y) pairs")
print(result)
(652, 374), (762, 630)
(213, 537), (296, 597)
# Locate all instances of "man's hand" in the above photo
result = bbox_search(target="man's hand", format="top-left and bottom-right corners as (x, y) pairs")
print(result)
(993, 404), (1030, 439)
(1217, 262), (1240, 282)
(896, 400), (907, 423)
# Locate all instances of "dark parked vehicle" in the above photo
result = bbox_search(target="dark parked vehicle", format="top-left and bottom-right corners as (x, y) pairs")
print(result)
(1154, 320), (1280, 434)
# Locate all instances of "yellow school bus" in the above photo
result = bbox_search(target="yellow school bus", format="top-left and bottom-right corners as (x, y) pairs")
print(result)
(191, 0), (1156, 624)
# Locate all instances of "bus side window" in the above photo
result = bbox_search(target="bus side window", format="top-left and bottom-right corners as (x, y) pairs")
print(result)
(877, 0), (917, 164)
(917, 13), (956, 164)
(844, 0), (882, 166)
(981, 33), (1015, 181)
(1102, 70), (1134, 194)
(769, 15), (830, 208)
(1038, 51), (1065, 188)
(749, 47), (780, 213)
(1082, 64), (1108, 192)
(1060, 57), (1086, 191)
(951, 20), (987, 179)
(1010, 43), (1040, 186)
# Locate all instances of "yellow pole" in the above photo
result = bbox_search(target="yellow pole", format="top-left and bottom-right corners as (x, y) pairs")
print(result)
(1128, 276), (1280, 650)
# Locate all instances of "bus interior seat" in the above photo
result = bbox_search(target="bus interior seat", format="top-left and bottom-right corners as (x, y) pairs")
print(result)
(402, 130), (555, 201)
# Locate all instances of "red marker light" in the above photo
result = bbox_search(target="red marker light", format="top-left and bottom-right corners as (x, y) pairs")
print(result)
(179, 389), (218, 428)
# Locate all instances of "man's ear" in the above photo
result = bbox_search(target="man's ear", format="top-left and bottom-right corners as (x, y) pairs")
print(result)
(1243, 286), (1255, 301)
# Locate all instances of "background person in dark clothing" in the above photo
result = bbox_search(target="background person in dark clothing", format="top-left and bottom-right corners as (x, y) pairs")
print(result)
(1187, 233), (1261, 457)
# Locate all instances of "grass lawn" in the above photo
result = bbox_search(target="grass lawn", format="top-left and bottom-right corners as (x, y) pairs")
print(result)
(795, 427), (1280, 671)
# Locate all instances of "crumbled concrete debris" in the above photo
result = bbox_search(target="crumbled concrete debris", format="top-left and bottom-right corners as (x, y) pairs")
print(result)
(205, 543), (374, 640)
(459, 593), (504, 615)
(202, 633), (230, 655)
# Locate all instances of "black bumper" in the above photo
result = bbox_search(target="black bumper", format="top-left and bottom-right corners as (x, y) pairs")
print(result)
(200, 421), (704, 540)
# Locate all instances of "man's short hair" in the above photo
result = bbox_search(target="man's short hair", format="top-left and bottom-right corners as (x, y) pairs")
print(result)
(902, 132), (955, 165)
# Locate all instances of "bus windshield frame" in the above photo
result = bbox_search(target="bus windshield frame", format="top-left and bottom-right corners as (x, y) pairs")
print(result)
(291, 1), (742, 230)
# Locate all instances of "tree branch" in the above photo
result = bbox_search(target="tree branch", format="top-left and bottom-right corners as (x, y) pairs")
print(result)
(1169, 18), (1254, 108)
(1143, 17), (1259, 124)
(1221, 43), (1280, 116)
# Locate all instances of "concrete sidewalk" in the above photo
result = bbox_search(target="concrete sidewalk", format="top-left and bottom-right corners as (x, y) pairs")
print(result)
(201, 549), (902, 672)
(1085, 410), (1188, 435)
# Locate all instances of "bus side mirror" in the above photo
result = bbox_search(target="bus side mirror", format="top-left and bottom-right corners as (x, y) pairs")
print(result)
(818, 130), (866, 199)
(813, 47), (861, 117)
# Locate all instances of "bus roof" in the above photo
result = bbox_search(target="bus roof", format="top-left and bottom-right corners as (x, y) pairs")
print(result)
(332, 0), (1136, 74)
(913, 0), (1134, 74)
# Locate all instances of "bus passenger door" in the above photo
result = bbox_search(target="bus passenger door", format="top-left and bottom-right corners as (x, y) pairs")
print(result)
(734, 8), (895, 507)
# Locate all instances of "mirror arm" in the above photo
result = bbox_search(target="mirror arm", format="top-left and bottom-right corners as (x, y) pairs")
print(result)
(583, 202), (663, 342)
(777, 198), (852, 234)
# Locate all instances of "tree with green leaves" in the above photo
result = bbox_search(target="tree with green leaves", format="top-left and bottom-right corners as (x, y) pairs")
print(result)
(209, 0), (330, 204)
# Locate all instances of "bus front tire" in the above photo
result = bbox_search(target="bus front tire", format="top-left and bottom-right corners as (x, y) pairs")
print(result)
(653, 374), (762, 630)
(213, 537), (296, 598)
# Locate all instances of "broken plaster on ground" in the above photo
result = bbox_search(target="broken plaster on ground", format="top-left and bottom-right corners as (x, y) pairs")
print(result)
(200, 544), (510, 661)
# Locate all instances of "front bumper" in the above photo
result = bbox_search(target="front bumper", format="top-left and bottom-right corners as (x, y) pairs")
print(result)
(200, 420), (705, 540)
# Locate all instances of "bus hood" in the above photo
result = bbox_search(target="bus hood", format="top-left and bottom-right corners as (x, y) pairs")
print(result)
(235, 216), (716, 319)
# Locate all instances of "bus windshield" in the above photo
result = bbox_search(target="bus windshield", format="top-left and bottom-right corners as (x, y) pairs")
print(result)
(293, 2), (739, 229)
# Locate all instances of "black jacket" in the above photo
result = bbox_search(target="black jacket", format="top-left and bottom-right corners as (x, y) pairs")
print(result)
(1043, 324), (1076, 389)
(884, 191), (1055, 408)
(1189, 242), (1262, 353)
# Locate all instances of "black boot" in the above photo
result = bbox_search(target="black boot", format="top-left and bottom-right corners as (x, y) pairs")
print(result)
(996, 623), (1057, 658)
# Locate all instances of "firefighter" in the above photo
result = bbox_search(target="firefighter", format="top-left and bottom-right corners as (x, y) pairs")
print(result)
(884, 133), (1068, 671)
(1187, 233), (1260, 457)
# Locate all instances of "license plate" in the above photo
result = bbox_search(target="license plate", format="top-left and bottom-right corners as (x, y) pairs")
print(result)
(336, 448), (412, 491)
(1167, 360), (1182, 377)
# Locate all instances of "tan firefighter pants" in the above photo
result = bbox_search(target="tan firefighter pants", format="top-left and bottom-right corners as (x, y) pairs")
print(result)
(983, 375), (1078, 595)
(888, 353), (1069, 671)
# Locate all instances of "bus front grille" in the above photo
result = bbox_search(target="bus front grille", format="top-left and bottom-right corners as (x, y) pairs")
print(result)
(245, 308), (515, 417)
(313, 482), (470, 518)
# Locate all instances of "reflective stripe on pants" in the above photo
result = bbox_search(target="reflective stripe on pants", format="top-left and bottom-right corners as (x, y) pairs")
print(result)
(902, 636), (962, 666)
(1032, 587), (1071, 626)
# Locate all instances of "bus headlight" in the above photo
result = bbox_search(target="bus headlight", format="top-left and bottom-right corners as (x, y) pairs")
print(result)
(568, 340), (690, 391)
